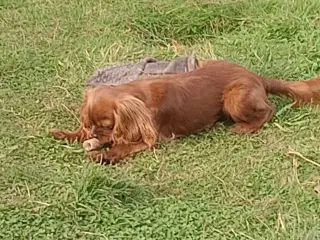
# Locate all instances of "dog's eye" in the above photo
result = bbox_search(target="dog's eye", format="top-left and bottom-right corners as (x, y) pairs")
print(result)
(103, 125), (113, 130)
(99, 119), (113, 130)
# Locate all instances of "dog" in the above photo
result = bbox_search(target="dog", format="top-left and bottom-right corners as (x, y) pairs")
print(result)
(50, 60), (320, 164)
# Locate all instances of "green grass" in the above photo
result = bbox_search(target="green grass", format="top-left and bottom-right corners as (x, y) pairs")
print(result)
(1, 0), (320, 239)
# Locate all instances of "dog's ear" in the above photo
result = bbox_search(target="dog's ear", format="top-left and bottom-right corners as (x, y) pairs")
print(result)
(79, 88), (95, 137)
(113, 96), (157, 147)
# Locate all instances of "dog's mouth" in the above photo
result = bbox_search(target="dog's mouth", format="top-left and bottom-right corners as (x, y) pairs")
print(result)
(101, 141), (113, 149)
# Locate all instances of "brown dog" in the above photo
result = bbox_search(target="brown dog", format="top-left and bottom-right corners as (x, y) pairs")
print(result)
(50, 60), (320, 164)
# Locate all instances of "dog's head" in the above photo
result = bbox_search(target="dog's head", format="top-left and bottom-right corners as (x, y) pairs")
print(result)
(82, 86), (157, 148)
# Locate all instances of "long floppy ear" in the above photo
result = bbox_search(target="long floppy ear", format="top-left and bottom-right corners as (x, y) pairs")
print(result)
(78, 88), (95, 138)
(112, 96), (157, 147)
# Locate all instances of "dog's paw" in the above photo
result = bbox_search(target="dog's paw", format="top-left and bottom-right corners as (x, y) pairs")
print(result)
(86, 150), (121, 165)
(86, 150), (104, 162)
(231, 123), (259, 135)
(49, 129), (67, 140)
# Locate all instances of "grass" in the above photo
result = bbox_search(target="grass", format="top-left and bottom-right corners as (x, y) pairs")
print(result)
(1, 0), (320, 239)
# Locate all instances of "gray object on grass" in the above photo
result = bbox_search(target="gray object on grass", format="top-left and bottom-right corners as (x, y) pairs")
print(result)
(86, 55), (199, 87)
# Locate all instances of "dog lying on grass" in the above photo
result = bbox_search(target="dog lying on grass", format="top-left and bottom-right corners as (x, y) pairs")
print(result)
(50, 60), (320, 164)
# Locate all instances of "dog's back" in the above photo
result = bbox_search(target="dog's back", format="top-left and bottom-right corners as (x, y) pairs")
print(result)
(131, 60), (249, 139)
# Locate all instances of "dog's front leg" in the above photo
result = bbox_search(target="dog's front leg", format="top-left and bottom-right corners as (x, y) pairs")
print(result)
(49, 126), (91, 143)
(86, 142), (150, 164)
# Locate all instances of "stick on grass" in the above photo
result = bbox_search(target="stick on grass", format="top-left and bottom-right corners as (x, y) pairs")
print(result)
(287, 151), (320, 168)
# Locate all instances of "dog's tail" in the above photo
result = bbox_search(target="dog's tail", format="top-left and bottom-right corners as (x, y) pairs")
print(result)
(264, 76), (320, 107)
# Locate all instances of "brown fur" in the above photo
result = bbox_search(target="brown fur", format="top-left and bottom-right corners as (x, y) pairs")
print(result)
(50, 60), (320, 164)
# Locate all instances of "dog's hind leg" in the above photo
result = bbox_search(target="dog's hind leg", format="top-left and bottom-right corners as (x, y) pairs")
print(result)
(222, 78), (275, 134)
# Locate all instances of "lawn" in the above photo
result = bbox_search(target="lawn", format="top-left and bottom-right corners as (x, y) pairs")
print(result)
(1, 0), (320, 239)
